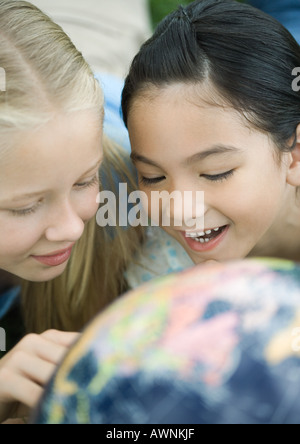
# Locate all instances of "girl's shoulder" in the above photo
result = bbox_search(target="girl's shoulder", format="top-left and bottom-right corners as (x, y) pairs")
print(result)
(124, 226), (194, 290)
(0, 286), (20, 320)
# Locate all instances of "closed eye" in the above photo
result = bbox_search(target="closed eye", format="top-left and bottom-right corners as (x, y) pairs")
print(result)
(139, 176), (166, 186)
(201, 169), (235, 182)
(75, 174), (99, 189)
(10, 200), (43, 217)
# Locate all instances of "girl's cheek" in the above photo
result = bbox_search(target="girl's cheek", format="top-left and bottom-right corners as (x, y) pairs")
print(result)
(0, 219), (43, 257)
(0, 187), (100, 261)
(78, 188), (101, 221)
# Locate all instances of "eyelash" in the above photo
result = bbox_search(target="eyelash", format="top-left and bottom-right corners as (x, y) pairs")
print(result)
(75, 174), (99, 189)
(11, 175), (99, 217)
(201, 169), (235, 182)
(11, 200), (43, 217)
(140, 170), (234, 186)
(140, 176), (166, 186)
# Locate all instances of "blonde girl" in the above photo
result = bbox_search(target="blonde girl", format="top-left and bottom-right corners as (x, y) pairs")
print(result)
(0, 0), (141, 423)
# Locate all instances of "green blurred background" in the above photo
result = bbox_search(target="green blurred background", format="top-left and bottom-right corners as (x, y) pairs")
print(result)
(150, 0), (244, 28)
(150, 0), (195, 28)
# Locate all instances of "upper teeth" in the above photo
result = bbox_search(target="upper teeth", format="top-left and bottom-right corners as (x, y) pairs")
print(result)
(185, 227), (221, 238)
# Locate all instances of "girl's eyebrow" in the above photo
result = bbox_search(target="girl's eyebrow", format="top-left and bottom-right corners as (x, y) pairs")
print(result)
(184, 145), (242, 166)
(131, 145), (242, 168)
(130, 152), (160, 168)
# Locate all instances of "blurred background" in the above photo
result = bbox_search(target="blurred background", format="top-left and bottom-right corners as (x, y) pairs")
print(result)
(150, 0), (195, 28)
(150, 0), (244, 28)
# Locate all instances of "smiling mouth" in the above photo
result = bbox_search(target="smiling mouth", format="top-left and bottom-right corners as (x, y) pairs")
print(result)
(31, 245), (74, 267)
(185, 225), (228, 243)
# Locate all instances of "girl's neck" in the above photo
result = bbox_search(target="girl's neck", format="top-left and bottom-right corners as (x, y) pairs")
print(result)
(248, 185), (300, 261)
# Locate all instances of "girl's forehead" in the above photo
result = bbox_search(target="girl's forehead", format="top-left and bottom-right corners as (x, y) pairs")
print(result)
(130, 86), (253, 143)
(128, 85), (284, 170)
(0, 111), (103, 185)
(130, 81), (255, 137)
(132, 81), (228, 109)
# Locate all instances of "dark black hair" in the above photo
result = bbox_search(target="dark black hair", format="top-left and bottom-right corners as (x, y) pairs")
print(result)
(122, 0), (300, 152)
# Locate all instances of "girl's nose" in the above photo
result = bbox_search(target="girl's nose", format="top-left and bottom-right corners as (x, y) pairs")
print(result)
(45, 202), (85, 243)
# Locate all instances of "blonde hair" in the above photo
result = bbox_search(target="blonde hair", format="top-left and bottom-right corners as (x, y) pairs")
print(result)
(0, 0), (144, 333)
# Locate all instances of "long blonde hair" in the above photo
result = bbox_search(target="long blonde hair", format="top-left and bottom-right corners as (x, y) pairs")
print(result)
(0, 0), (144, 333)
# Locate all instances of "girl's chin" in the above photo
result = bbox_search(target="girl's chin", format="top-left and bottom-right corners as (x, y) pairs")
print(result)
(21, 262), (68, 282)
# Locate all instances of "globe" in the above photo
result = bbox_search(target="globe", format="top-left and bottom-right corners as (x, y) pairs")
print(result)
(33, 258), (300, 424)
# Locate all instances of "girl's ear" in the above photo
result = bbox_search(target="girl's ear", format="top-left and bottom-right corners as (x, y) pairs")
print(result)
(286, 124), (300, 187)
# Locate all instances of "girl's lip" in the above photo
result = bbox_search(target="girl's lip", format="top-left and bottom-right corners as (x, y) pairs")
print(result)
(31, 245), (75, 267)
(181, 225), (230, 252)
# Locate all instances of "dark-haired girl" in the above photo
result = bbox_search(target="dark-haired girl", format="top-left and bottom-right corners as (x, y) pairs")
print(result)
(122, 0), (300, 274)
